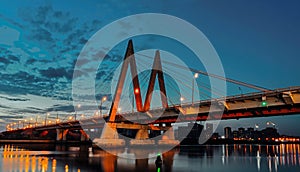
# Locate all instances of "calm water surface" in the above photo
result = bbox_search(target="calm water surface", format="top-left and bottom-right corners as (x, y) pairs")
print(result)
(1, 144), (300, 172)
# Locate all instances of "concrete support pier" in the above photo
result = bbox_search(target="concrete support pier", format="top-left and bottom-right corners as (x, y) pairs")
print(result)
(56, 129), (69, 142)
(93, 122), (125, 148)
(130, 125), (155, 146)
(158, 126), (180, 147)
(80, 129), (89, 142)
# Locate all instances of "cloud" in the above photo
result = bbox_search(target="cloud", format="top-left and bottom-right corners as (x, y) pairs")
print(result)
(0, 26), (20, 46)
(7, 54), (19, 62)
(39, 67), (72, 80)
(31, 27), (53, 42)
(0, 95), (30, 101)
(0, 115), (23, 119)
(0, 3), (126, 128)
(0, 57), (11, 65)
(47, 104), (74, 113)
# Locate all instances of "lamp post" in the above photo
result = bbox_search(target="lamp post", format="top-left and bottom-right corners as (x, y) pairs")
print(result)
(56, 112), (59, 124)
(29, 117), (34, 128)
(45, 113), (50, 126)
(192, 73), (199, 105)
(23, 120), (27, 128)
(35, 115), (39, 127)
(18, 121), (21, 129)
(75, 104), (81, 121)
(100, 96), (107, 117)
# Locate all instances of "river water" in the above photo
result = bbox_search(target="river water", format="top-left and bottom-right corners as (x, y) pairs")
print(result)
(0, 144), (300, 172)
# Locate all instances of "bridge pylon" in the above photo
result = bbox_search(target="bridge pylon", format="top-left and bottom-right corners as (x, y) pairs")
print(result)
(93, 40), (179, 148)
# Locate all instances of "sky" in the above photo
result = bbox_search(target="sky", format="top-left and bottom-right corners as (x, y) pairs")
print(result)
(0, 0), (300, 135)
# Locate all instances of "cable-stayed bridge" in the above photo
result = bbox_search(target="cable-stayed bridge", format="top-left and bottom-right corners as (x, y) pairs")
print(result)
(3, 40), (300, 148)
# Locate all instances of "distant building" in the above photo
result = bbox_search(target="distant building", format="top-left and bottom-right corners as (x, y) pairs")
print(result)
(261, 127), (279, 141)
(177, 123), (203, 145)
(211, 133), (220, 140)
(238, 127), (245, 139)
(224, 127), (232, 139)
(246, 127), (254, 139)
(233, 131), (239, 139)
(247, 127), (254, 132)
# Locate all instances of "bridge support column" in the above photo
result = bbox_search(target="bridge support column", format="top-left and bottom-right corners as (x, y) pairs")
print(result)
(80, 130), (89, 142)
(93, 122), (125, 148)
(162, 149), (176, 172)
(158, 124), (180, 147)
(56, 129), (69, 142)
(130, 125), (155, 146)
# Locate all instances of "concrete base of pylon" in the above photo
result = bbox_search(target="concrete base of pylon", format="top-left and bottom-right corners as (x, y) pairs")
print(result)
(158, 139), (180, 147)
(93, 122), (125, 148)
(158, 126), (180, 147)
(129, 125), (155, 146)
(129, 139), (155, 146)
(93, 138), (125, 148)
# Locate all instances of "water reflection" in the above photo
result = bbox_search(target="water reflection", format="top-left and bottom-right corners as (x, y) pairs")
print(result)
(0, 144), (82, 172)
(229, 144), (300, 172)
(1, 144), (300, 172)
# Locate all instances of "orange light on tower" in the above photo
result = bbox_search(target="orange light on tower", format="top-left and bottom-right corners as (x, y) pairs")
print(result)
(134, 88), (139, 94)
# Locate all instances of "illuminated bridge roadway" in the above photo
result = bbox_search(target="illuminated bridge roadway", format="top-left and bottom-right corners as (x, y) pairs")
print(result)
(33, 86), (300, 130)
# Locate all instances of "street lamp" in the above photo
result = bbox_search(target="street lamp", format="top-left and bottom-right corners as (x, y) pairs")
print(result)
(29, 118), (33, 127)
(56, 112), (59, 124)
(80, 114), (84, 119)
(45, 113), (50, 126)
(100, 96), (107, 117)
(75, 104), (81, 121)
(35, 115), (39, 127)
(23, 119), (27, 128)
(18, 121), (21, 129)
(192, 73), (199, 105)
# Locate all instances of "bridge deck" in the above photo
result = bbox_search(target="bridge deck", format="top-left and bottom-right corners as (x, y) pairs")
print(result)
(6, 87), (300, 132)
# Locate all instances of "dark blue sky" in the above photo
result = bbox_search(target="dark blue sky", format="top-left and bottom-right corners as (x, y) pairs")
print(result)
(0, 0), (300, 135)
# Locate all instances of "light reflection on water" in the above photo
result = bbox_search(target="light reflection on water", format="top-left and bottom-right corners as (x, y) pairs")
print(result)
(0, 144), (300, 172)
